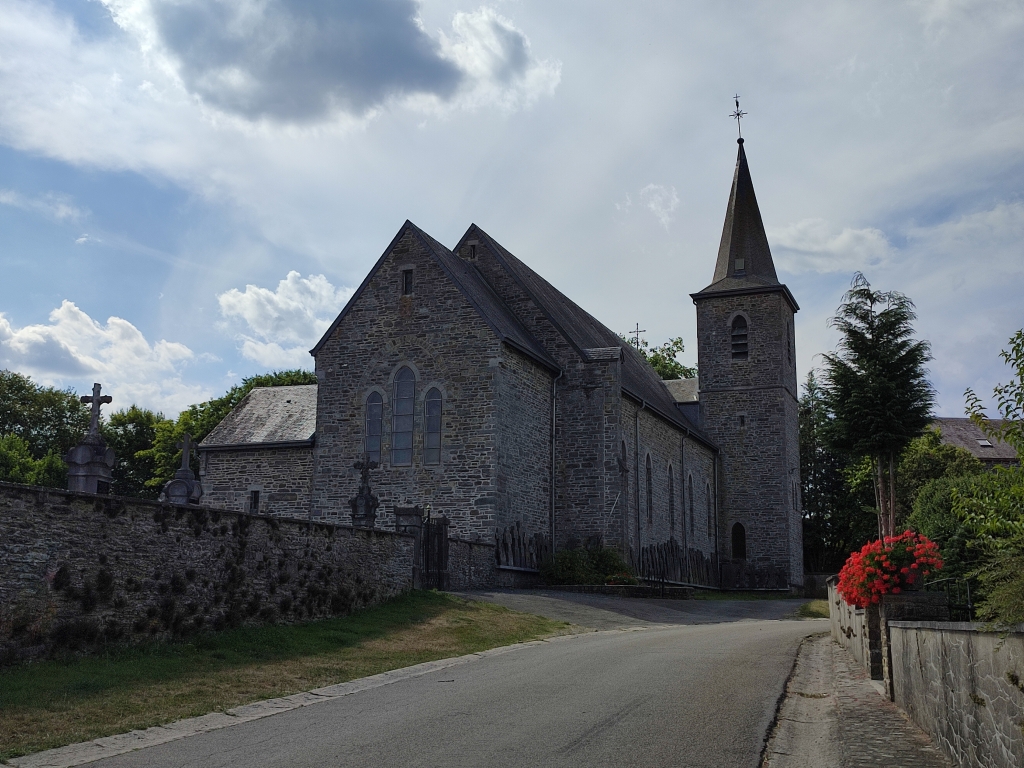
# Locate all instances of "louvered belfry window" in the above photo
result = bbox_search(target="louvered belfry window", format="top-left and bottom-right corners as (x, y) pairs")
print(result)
(424, 388), (442, 465)
(364, 392), (382, 463)
(391, 367), (415, 465)
(731, 316), (749, 360)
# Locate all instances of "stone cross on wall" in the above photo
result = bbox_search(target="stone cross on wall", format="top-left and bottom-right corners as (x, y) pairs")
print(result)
(159, 432), (203, 504)
(80, 382), (112, 435)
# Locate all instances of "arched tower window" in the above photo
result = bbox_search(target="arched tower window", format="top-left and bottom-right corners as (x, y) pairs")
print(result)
(731, 522), (747, 560)
(706, 483), (713, 537)
(668, 465), (675, 535)
(731, 316), (748, 360)
(423, 388), (442, 465)
(688, 475), (694, 536)
(364, 392), (382, 463)
(391, 367), (415, 465)
(645, 454), (653, 524)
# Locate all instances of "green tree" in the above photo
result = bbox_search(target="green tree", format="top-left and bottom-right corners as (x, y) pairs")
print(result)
(0, 370), (89, 459)
(621, 335), (697, 380)
(821, 273), (935, 539)
(896, 428), (983, 518)
(141, 369), (318, 492)
(958, 329), (1024, 626)
(0, 434), (68, 488)
(102, 406), (169, 498)
(799, 371), (875, 571)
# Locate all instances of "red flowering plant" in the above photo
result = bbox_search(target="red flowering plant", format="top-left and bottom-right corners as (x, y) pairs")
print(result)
(837, 530), (943, 608)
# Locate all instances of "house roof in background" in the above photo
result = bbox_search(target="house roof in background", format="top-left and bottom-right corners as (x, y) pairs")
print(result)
(665, 378), (699, 403)
(932, 417), (1018, 464)
(201, 385), (317, 448)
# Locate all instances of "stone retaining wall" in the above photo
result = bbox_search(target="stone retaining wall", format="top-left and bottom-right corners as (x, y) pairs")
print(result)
(827, 579), (881, 678)
(889, 621), (1024, 768)
(0, 481), (415, 664)
(447, 538), (498, 591)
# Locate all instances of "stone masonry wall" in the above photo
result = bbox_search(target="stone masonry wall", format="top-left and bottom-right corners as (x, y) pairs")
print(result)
(312, 228), (502, 539)
(447, 539), (499, 591)
(695, 289), (801, 585)
(496, 345), (552, 540)
(200, 445), (313, 519)
(889, 621), (1024, 768)
(0, 482), (414, 664)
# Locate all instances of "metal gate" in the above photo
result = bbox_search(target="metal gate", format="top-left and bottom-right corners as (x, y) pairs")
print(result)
(422, 516), (450, 590)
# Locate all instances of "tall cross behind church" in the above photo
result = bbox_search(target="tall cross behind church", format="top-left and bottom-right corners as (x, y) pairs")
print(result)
(730, 94), (747, 139)
(630, 323), (646, 349)
(80, 382), (112, 435)
(177, 433), (196, 473)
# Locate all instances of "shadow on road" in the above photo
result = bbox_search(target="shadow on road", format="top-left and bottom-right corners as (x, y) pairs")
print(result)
(455, 589), (815, 631)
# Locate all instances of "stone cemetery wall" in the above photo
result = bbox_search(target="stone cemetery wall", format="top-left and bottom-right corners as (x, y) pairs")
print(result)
(0, 481), (415, 664)
(447, 538), (498, 591)
(889, 621), (1024, 768)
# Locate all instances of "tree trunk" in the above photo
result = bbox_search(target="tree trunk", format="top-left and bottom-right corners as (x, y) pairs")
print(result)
(888, 450), (897, 538)
(874, 456), (886, 540)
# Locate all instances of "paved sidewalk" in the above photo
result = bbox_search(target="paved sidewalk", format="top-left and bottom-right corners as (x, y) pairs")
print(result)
(763, 633), (950, 767)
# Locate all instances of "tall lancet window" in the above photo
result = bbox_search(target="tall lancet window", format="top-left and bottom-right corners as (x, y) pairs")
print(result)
(688, 475), (695, 536)
(364, 392), (382, 463)
(423, 388), (442, 465)
(706, 483), (714, 537)
(668, 466), (675, 535)
(645, 455), (653, 524)
(731, 316), (748, 360)
(392, 367), (415, 465)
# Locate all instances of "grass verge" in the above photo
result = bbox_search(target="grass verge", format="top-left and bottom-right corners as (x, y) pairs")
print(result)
(0, 591), (568, 760)
(795, 600), (830, 619)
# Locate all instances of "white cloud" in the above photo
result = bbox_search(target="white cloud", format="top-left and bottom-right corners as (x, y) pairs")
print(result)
(434, 7), (561, 113)
(217, 271), (354, 367)
(639, 184), (679, 230)
(0, 301), (208, 414)
(0, 188), (86, 222)
(770, 219), (893, 274)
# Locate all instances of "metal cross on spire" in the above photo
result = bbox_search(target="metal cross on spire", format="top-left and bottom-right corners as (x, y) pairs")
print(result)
(80, 382), (112, 436)
(730, 94), (747, 139)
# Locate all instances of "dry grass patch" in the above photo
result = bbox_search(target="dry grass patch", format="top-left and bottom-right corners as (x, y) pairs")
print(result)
(0, 592), (569, 760)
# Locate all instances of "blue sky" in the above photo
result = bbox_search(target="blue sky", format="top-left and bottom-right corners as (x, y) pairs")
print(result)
(1, 0), (1022, 417)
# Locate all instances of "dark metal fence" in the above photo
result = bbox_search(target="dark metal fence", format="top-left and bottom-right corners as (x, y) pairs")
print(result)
(495, 522), (551, 571)
(632, 539), (719, 588)
(925, 577), (974, 622)
(422, 517), (450, 590)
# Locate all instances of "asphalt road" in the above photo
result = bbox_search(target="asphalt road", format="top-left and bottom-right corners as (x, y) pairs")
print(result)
(90, 616), (817, 768)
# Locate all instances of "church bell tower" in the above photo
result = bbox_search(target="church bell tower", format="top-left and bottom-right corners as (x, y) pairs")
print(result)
(690, 137), (802, 587)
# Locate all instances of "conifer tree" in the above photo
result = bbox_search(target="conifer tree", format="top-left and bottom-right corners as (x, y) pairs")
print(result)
(820, 273), (934, 539)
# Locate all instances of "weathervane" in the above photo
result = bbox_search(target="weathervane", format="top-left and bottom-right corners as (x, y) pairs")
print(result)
(730, 94), (747, 139)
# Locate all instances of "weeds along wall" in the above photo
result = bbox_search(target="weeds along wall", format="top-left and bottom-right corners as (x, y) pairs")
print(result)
(0, 482), (415, 664)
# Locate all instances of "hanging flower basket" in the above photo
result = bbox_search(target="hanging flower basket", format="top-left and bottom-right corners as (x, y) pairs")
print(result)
(837, 531), (943, 609)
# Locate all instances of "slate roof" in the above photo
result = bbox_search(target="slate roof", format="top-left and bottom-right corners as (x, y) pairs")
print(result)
(201, 385), (317, 448)
(311, 221), (557, 371)
(462, 225), (711, 443)
(932, 418), (1019, 464)
(692, 139), (798, 311)
(664, 378), (699, 403)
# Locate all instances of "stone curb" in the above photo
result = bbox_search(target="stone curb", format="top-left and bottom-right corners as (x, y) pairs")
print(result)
(3, 625), (676, 768)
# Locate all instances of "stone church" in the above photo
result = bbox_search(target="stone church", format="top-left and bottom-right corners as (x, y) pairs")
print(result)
(200, 138), (802, 588)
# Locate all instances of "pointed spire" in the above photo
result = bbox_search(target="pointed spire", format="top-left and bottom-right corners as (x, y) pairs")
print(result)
(708, 138), (779, 288)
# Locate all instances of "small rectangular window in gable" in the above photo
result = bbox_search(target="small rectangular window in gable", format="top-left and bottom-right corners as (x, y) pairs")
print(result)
(402, 269), (413, 295)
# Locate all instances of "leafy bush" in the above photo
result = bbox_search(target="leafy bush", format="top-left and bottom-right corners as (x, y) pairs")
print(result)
(907, 476), (981, 583)
(540, 547), (632, 585)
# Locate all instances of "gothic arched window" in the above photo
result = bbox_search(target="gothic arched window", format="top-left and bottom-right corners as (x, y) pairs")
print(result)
(423, 387), (442, 465)
(732, 522), (747, 560)
(731, 316), (748, 360)
(688, 475), (695, 536)
(645, 454), (653, 524)
(706, 483), (713, 537)
(668, 465), (675, 535)
(391, 367), (415, 465)
(364, 392), (382, 463)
